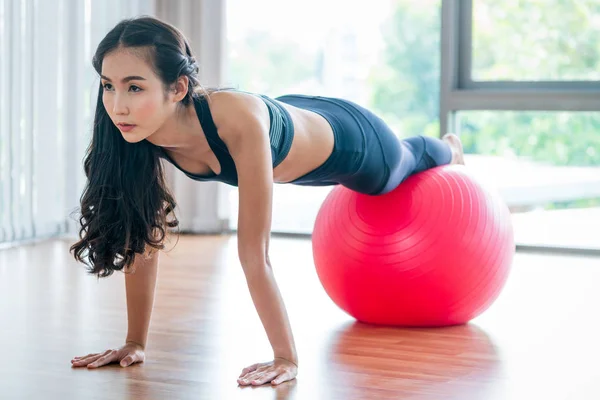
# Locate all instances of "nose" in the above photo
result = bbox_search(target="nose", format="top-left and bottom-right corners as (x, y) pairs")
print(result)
(113, 94), (129, 115)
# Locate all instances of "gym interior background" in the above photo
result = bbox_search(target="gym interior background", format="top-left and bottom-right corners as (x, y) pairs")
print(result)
(1, 1), (599, 399)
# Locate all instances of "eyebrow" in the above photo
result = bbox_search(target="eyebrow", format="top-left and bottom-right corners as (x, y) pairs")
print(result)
(100, 75), (146, 83)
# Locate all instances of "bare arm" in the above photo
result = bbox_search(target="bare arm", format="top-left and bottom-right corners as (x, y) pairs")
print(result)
(220, 93), (298, 370)
(124, 248), (159, 348)
(71, 246), (159, 369)
(242, 261), (298, 363)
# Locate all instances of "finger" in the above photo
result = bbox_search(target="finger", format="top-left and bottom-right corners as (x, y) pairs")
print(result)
(238, 365), (275, 385)
(76, 349), (111, 362)
(120, 354), (138, 367)
(72, 353), (96, 361)
(238, 370), (262, 385)
(71, 353), (107, 367)
(238, 366), (263, 381)
(240, 370), (274, 386)
(88, 353), (116, 369)
(71, 352), (103, 363)
(241, 365), (269, 380)
(271, 371), (292, 385)
(239, 363), (261, 378)
(250, 370), (280, 386)
(88, 351), (118, 369)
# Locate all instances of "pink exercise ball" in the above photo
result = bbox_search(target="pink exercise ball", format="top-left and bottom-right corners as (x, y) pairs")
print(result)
(312, 165), (515, 327)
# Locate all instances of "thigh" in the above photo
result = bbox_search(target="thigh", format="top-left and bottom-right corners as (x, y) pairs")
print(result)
(332, 100), (399, 195)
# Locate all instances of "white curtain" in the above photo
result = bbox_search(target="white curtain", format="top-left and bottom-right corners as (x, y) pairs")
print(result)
(0, 0), (154, 247)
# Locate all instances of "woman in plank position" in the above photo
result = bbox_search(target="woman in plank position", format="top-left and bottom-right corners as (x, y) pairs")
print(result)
(69, 16), (465, 386)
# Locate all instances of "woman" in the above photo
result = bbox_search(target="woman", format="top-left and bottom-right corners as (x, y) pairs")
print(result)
(69, 16), (465, 386)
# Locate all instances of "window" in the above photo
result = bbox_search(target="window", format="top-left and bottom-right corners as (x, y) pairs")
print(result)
(442, 0), (600, 252)
(226, 0), (442, 233)
(225, 0), (599, 252)
(472, 0), (600, 81)
(458, 111), (600, 250)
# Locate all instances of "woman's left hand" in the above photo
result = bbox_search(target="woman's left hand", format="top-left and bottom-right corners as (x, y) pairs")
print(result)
(237, 357), (298, 386)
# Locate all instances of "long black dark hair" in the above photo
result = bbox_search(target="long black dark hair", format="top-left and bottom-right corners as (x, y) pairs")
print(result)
(70, 16), (206, 277)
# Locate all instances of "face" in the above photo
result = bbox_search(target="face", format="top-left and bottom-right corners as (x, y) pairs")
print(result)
(100, 48), (179, 144)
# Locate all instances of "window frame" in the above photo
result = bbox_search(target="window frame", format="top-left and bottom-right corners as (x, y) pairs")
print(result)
(440, 0), (600, 133)
(440, 0), (600, 255)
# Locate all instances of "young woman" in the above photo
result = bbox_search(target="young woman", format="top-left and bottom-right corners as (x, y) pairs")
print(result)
(69, 16), (465, 386)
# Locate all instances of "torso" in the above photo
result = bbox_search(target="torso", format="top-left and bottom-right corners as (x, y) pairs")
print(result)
(162, 90), (335, 184)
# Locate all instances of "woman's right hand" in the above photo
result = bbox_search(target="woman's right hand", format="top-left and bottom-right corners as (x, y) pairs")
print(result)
(71, 341), (145, 369)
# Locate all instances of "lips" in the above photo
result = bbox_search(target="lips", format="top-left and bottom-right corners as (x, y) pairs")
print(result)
(117, 123), (136, 132)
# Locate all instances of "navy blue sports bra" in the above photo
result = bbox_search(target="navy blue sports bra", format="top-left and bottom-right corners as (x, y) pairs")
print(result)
(158, 91), (293, 186)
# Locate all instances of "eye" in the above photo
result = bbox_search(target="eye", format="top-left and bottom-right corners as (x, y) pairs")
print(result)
(129, 85), (142, 92)
(102, 83), (113, 91)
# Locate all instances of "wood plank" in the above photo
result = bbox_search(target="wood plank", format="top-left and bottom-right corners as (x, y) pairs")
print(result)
(0, 235), (599, 399)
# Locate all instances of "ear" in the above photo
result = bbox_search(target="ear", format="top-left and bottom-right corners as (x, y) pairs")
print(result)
(170, 75), (190, 103)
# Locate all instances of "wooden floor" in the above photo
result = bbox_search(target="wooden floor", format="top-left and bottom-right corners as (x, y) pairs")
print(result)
(1, 234), (599, 400)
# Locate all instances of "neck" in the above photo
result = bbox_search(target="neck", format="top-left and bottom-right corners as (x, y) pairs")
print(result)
(146, 102), (204, 156)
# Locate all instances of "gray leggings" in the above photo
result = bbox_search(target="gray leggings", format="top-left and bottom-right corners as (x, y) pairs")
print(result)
(277, 94), (452, 195)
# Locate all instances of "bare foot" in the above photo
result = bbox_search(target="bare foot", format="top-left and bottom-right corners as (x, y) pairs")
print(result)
(442, 133), (465, 165)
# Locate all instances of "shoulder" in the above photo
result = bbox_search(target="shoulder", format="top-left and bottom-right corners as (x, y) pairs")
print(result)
(206, 90), (270, 139)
